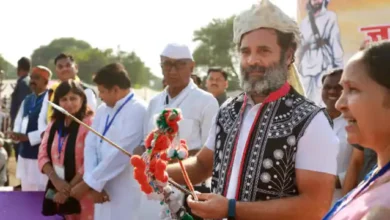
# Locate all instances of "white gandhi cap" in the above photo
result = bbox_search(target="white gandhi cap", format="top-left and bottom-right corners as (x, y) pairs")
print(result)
(161, 43), (194, 60)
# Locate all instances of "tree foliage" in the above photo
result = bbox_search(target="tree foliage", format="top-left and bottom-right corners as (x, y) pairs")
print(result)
(192, 16), (240, 90)
(0, 55), (16, 78)
(30, 38), (161, 90)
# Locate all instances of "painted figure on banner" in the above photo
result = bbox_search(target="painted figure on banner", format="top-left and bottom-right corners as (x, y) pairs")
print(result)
(297, 0), (343, 105)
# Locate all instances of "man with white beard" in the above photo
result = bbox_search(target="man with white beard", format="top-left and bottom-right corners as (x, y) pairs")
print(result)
(167, 0), (339, 219)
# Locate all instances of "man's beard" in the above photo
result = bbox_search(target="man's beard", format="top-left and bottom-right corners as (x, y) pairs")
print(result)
(309, 1), (323, 13)
(239, 58), (288, 96)
(312, 3), (322, 12)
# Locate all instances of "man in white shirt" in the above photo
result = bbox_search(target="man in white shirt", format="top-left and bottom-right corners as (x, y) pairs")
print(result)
(321, 68), (353, 203)
(38, 53), (97, 134)
(11, 66), (52, 191)
(138, 43), (219, 219)
(168, 1), (339, 219)
(82, 63), (147, 220)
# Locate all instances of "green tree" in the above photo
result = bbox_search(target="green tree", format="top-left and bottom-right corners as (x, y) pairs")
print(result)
(0, 55), (16, 78)
(192, 16), (240, 90)
(30, 37), (160, 89)
(118, 51), (162, 89)
(71, 48), (113, 84)
(31, 38), (92, 67)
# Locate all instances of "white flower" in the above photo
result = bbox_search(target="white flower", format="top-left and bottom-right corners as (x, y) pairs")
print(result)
(273, 149), (284, 160)
(260, 172), (271, 183)
(287, 135), (296, 146)
(263, 159), (273, 169)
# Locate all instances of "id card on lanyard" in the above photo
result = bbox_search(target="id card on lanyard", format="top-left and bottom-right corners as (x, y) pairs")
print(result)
(96, 93), (134, 161)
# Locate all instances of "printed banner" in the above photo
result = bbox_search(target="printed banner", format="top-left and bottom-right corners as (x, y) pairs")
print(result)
(296, 0), (390, 105)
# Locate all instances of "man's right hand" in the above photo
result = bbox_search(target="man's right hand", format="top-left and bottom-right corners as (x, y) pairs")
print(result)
(52, 177), (71, 196)
(7, 131), (19, 141)
(89, 189), (110, 204)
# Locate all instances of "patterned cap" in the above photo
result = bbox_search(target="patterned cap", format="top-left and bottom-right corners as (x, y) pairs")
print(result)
(233, 0), (301, 46)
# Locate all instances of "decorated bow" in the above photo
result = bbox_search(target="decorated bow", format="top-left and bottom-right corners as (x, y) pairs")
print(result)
(131, 109), (197, 220)
(49, 102), (195, 220)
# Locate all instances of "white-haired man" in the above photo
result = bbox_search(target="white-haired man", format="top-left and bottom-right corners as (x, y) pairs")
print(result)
(137, 43), (219, 219)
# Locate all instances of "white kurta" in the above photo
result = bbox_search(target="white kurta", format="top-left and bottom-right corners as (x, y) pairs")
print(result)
(139, 80), (219, 219)
(143, 80), (219, 150)
(38, 87), (97, 134)
(13, 99), (48, 191)
(332, 116), (353, 203)
(83, 92), (147, 220)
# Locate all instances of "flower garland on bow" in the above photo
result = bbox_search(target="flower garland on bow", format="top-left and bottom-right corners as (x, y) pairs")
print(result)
(130, 109), (195, 220)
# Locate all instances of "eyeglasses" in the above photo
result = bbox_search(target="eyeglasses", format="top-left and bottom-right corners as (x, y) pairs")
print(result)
(160, 59), (191, 72)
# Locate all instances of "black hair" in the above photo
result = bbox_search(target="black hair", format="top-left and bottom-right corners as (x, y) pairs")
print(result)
(207, 67), (228, 80)
(361, 40), (390, 90)
(17, 57), (31, 72)
(54, 53), (75, 65)
(93, 63), (131, 89)
(191, 74), (202, 85)
(322, 68), (343, 84)
(307, 0), (328, 11)
(52, 80), (92, 121)
(275, 30), (297, 66)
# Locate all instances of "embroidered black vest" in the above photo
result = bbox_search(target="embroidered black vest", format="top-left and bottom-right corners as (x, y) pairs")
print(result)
(211, 85), (331, 202)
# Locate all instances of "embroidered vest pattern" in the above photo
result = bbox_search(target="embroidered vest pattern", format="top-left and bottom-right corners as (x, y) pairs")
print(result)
(211, 88), (331, 201)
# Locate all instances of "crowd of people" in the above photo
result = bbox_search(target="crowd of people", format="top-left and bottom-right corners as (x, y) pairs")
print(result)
(0, 0), (390, 219)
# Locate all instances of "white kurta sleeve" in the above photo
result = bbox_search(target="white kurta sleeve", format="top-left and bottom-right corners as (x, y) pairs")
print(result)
(13, 100), (25, 133)
(200, 98), (219, 146)
(205, 115), (218, 151)
(85, 89), (97, 112)
(142, 101), (154, 146)
(38, 92), (49, 134)
(84, 104), (147, 192)
(295, 111), (339, 175)
(83, 107), (102, 176)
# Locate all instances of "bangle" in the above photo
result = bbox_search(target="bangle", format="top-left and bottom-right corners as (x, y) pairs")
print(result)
(228, 199), (236, 219)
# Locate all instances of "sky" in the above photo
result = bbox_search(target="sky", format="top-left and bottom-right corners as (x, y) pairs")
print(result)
(0, 0), (297, 78)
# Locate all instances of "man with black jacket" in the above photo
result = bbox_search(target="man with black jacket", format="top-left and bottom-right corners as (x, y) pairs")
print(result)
(11, 57), (32, 161)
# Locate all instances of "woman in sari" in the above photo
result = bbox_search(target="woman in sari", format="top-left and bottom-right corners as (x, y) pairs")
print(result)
(38, 80), (94, 219)
(323, 40), (390, 219)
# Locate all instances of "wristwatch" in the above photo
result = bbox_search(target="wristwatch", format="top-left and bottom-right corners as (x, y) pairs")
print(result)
(227, 199), (236, 220)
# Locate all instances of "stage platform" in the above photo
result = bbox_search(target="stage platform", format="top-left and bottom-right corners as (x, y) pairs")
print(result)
(0, 191), (64, 220)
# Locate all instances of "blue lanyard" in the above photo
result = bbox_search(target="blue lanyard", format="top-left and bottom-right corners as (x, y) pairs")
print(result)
(57, 122), (67, 159)
(100, 93), (134, 143)
(323, 161), (390, 219)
